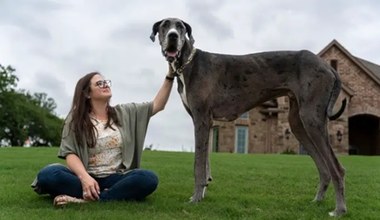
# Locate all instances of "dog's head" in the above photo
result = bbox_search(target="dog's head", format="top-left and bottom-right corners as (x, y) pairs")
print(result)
(150, 18), (194, 63)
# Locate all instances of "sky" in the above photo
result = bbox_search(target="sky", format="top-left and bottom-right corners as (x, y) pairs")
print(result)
(1, 0), (380, 151)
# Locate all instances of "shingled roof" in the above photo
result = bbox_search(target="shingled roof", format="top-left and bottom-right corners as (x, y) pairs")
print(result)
(318, 39), (380, 86)
(355, 57), (380, 80)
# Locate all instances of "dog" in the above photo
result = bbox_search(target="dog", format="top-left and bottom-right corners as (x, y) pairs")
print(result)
(150, 18), (347, 217)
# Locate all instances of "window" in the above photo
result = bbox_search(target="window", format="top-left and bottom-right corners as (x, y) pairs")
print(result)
(330, 59), (338, 71)
(239, 112), (249, 119)
(235, 126), (248, 153)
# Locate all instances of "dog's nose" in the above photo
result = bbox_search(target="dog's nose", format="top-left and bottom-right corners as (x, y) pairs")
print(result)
(168, 33), (178, 40)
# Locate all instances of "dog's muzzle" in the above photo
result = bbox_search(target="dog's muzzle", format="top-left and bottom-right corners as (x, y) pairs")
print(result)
(163, 32), (182, 63)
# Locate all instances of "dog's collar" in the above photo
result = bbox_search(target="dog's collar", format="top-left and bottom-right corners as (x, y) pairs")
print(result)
(171, 47), (197, 76)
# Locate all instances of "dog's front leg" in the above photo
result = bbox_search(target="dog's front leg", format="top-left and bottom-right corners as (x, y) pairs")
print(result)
(190, 115), (212, 203)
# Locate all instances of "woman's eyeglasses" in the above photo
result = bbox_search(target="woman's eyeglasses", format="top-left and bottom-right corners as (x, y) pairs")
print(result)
(95, 80), (112, 88)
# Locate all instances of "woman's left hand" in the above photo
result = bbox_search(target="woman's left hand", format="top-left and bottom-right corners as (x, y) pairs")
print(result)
(80, 174), (100, 201)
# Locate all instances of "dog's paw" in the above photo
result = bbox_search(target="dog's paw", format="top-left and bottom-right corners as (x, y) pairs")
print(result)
(328, 211), (338, 217)
(189, 196), (199, 203)
(189, 187), (206, 203)
(328, 208), (347, 217)
(189, 194), (203, 203)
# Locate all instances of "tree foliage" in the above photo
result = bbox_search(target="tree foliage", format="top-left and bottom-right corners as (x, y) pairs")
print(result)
(0, 64), (18, 92)
(0, 64), (63, 146)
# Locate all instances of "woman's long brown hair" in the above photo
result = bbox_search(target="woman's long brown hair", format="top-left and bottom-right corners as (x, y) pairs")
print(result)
(67, 72), (121, 148)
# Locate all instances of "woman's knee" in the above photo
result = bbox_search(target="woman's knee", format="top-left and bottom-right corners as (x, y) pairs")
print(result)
(37, 164), (68, 185)
(138, 170), (159, 191)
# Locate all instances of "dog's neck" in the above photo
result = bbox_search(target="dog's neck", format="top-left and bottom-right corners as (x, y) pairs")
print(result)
(171, 42), (196, 76)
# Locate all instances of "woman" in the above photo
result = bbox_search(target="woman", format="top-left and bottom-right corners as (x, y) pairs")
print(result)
(32, 66), (175, 206)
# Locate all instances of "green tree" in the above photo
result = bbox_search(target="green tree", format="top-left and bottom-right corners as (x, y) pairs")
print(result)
(0, 65), (19, 145)
(34, 92), (57, 113)
(23, 93), (63, 146)
(23, 91), (58, 114)
(0, 64), (18, 92)
(0, 91), (31, 146)
(0, 64), (63, 146)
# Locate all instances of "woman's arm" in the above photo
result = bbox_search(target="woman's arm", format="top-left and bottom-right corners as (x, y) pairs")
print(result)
(152, 66), (175, 115)
(66, 154), (100, 200)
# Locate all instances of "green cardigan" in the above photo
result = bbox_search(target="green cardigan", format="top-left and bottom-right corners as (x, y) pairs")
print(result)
(58, 102), (153, 171)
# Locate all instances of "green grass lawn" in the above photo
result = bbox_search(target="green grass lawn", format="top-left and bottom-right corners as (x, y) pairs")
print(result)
(0, 148), (379, 220)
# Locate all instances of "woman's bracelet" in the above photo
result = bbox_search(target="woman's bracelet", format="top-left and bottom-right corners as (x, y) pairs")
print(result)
(165, 76), (175, 81)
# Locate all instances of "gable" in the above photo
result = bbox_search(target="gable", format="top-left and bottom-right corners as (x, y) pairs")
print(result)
(319, 39), (380, 87)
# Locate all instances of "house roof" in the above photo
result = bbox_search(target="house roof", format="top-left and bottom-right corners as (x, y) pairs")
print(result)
(355, 57), (380, 80)
(318, 39), (380, 87)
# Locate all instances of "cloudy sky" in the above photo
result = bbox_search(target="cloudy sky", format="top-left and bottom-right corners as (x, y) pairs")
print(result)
(1, 0), (379, 151)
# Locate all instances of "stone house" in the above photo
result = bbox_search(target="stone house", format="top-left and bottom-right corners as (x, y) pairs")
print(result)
(209, 39), (380, 155)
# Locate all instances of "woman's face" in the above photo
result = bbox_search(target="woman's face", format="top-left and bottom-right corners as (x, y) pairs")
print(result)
(89, 74), (112, 101)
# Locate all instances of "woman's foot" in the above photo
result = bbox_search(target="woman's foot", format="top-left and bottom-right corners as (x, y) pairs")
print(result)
(53, 195), (87, 207)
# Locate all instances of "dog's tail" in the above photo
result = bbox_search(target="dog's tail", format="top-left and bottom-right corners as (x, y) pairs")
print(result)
(327, 67), (347, 121)
(328, 98), (347, 120)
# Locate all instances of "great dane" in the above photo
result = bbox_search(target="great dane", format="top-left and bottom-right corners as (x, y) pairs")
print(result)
(150, 18), (347, 217)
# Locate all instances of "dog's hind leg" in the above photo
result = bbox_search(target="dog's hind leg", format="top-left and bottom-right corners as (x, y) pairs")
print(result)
(206, 156), (213, 182)
(297, 105), (346, 216)
(288, 98), (331, 202)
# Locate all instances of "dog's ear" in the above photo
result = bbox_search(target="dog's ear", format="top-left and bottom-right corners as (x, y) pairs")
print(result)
(182, 21), (195, 45)
(150, 20), (163, 42)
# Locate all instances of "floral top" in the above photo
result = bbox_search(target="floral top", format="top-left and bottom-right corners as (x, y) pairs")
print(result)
(87, 118), (123, 178)
(58, 102), (153, 171)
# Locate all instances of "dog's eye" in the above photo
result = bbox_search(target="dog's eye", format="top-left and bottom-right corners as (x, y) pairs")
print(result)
(176, 22), (184, 29)
(162, 20), (170, 27)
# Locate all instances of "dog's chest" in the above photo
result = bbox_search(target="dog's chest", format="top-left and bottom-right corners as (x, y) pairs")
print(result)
(177, 74), (189, 108)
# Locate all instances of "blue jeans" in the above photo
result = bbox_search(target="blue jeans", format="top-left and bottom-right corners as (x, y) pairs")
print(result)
(36, 164), (159, 201)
